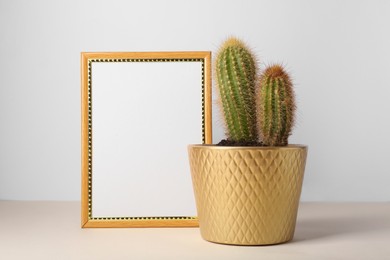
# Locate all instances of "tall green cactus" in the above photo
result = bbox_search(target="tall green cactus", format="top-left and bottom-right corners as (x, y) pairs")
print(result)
(215, 37), (258, 142)
(257, 64), (296, 146)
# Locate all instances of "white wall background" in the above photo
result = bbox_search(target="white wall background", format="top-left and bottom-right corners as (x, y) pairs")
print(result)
(0, 0), (389, 201)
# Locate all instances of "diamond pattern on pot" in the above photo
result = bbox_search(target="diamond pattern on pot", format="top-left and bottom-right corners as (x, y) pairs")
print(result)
(188, 146), (307, 245)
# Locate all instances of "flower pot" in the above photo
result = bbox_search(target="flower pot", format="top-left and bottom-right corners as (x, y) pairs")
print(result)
(188, 144), (308, 245)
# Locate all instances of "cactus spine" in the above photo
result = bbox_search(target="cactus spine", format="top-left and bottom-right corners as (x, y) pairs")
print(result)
(215, 37), (258, 142)
(257, 64), (296, 146)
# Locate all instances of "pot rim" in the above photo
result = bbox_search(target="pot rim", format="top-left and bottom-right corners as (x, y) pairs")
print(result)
(188, 144), (307, 150)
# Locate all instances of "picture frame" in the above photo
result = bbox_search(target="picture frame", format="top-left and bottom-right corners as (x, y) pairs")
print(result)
(81, 52), (212, 227)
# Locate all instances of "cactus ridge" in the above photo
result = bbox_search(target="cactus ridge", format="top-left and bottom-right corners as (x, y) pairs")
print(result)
(216, 51), (239, 138)
(215, 38), (258, 142)
(257, 64), (295, 146)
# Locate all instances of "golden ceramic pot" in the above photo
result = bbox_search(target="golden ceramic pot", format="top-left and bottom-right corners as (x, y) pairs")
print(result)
(188, 145), (308, 245)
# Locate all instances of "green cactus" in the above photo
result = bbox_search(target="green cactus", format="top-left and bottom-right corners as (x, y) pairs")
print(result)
(257, 64), (296, 146)
(215, 37), (258, 142)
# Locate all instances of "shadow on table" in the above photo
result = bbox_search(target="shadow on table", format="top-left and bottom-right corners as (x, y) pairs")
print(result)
(293, 212), (390, 242)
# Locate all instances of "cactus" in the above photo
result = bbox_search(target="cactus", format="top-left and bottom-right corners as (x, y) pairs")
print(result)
(215, 37), (258, 142)
(257, 64), (296, 146)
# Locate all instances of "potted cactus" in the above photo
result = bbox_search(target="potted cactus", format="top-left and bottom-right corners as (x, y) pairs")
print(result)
(188, 37), (308, 245)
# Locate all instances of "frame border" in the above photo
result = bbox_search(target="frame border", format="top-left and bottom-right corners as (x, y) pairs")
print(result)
(81, 52), (212, 228)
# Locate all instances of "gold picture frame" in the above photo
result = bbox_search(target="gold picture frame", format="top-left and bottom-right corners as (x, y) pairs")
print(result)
(81, 52), (212, 228)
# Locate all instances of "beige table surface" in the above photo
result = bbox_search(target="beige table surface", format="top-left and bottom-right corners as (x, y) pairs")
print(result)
(0, 201), (389, 260)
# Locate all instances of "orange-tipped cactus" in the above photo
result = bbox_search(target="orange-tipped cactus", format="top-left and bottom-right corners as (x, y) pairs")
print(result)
(257, 64), (296, 146)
